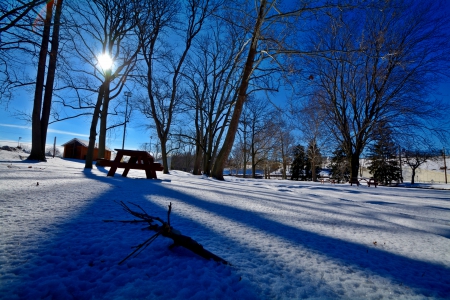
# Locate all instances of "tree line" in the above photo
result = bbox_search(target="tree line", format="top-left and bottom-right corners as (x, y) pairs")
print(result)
(1, 0), (449, 181)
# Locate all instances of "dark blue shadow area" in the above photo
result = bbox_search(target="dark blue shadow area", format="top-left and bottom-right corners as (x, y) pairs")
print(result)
(1, 169), (449, 299)
(152, 182), (450, 298)
(0, 159), (40, 164)
(426, 205), (450, 211)
(0, 172), (262, 299)
(365, 201), (399, 205)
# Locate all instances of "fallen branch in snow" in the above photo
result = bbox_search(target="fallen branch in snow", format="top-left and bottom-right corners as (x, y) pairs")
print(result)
(104, 201), (230, 266)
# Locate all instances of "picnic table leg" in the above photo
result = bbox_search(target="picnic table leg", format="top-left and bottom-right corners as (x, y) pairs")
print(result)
(122, 156), (137, 177)
(107, 153), (123, 177)
(142, 156), (156, 179)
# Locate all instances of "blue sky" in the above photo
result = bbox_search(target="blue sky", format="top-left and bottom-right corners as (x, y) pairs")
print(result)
(1, 79), (449, 153)
(1, 1), (449, 154)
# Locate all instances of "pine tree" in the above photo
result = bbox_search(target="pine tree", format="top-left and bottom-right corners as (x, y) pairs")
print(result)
(291, 145), (307, 181)
(329, 145), (350, 183)
(368, 135), (401, 185)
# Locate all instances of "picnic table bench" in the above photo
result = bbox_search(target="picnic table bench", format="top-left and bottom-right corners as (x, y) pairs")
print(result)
(96, 149), (163, 179)
(367, 178), (378, 187)
(320, 178), (336, 184)
(352, 177), (378, 187)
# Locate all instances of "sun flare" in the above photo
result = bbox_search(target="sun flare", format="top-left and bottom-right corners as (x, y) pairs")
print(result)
(97, 53), (113, 70)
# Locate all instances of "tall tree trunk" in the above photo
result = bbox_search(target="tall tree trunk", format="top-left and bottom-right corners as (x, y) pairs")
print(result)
(160, 137), (169, 173)
(281, 138), (287, 180)
(251, 144), (256, 178)
(40, 0), (63, 156)
(311, 161), (317, 182)
(211, 0), (267, 180)
(203, 152), (212, 176)
(350, 152), (360, 184)
(193, 143), (202, 175)
(243, 148), (247, 178)
(98, 85), (110, 158)
(28, 1), (54, 161)
(411, 168), (416, 184)
(85, 84), (106, 168)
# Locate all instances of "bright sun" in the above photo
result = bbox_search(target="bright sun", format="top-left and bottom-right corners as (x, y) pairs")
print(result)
(97, 53), (113, 70)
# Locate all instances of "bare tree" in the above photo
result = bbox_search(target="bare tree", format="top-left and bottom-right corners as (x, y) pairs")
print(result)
(180, 21), (244, 176)
(267, 116), (294, 180)
(137, 0), (218, 174)
(61, 0), (141, 168)
(305, 1), (450, 184)
(403, 148), (439, 184)
(27, 0), (64, 161)
(293, 95), (332, 181)
(0, 1), (46, 35)
(210, 0), (345, 180)
(240, 97), (275, 178)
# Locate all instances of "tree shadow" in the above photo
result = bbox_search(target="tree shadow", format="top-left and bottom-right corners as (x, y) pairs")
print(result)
(0, 173), (262, 299)
(1, 170), (448, 299)
(151, 181), (450, 298)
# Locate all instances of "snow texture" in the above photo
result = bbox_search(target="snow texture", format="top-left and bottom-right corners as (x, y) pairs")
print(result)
(0, 149), (449, 299)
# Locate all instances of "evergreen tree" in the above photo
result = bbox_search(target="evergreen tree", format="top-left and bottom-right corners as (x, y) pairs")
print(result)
(329, 145), (350, 183)
(367, 131), (401, 185)
(291, 145), (307, 181)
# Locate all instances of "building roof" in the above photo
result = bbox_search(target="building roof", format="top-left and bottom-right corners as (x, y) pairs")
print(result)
(61, 138), (113, 151)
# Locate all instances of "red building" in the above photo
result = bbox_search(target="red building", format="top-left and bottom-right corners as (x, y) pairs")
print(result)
(62, 138), (112, 160)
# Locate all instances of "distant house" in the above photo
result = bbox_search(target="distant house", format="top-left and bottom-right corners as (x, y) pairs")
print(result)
(62, 138), (112, 160)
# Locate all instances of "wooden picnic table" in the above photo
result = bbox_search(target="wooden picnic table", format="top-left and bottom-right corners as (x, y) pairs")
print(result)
(96, 149), (163, 179)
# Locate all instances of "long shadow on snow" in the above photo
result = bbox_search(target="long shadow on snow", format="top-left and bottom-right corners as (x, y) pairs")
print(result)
(155, 181), (450, 298)
(174, 181), (399, 230)
(0, 170), (261, 299)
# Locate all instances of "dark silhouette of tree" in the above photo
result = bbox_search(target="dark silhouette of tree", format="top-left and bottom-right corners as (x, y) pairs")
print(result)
(28, 0), (63, 161)
(61, 0), (141, 168)
(403, 148), (439, 184)
(180, 22), (244, 176)
(244, 98), (275, 178)
(137, 0), (216, 174)
(305, 1), (450, 185)
(291, 144), (306, 181)
(329, 145), (350, 183)
(367, 131), (401, 185)
(0, 1), (46, 36)
(211, 0), (353, 180)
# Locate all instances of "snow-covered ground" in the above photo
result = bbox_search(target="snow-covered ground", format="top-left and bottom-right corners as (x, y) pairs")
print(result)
(0, 149), (449, 299)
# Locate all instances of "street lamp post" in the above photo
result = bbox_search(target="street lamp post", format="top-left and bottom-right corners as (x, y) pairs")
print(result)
(122, 91), (132, 149)
(149, 136), (152, 156)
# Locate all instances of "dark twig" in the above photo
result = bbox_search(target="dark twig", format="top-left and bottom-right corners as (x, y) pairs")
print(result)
(107, 202), (230, 265)
(103, 219), (149, 223)
(118, 231), (161, 265)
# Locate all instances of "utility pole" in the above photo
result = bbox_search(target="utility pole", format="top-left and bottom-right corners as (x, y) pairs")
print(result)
(53, 137), (56, 158)
(122, 91), (131, 149)
(444, 148), (447, 184)
(398, 145), (403, 183)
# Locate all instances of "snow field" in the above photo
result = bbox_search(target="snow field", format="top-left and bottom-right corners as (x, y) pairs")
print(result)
(0, 150), (449, 299)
